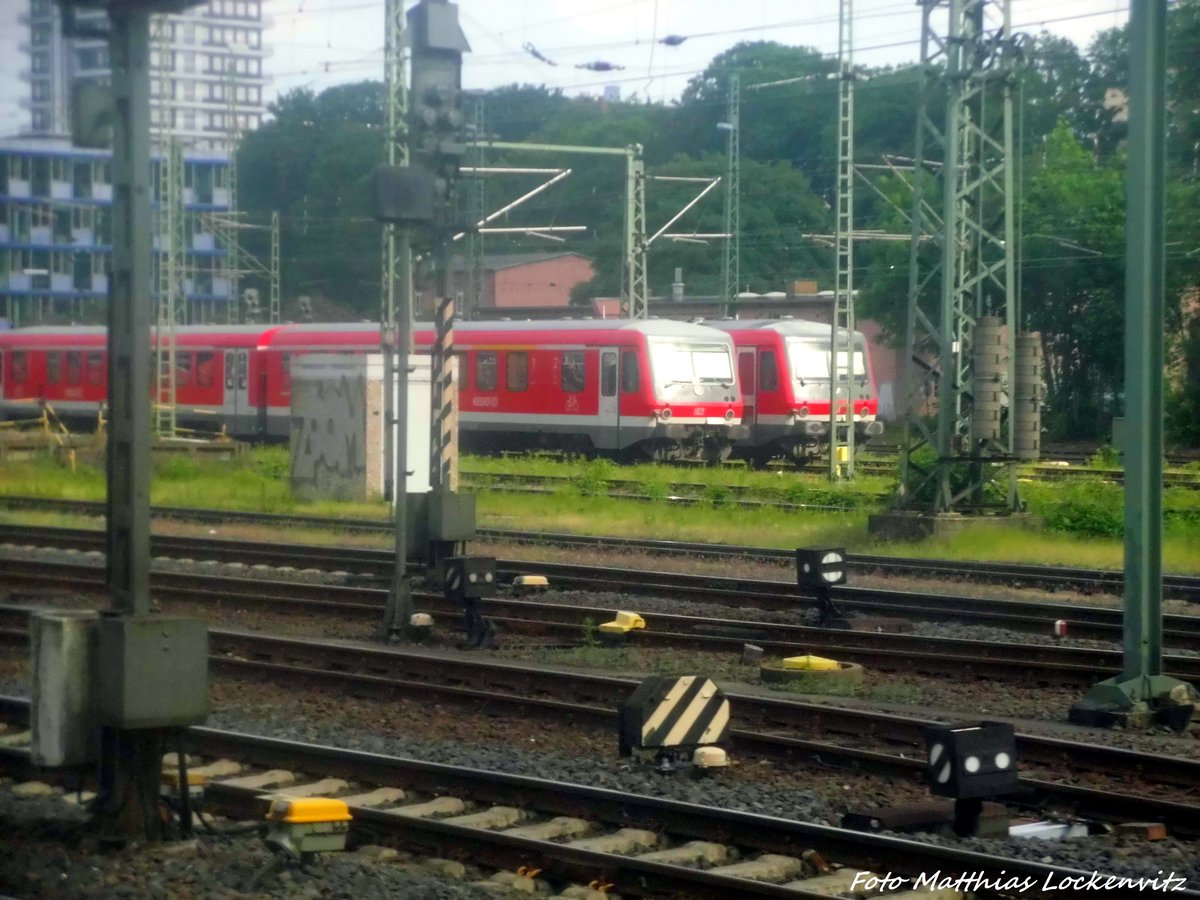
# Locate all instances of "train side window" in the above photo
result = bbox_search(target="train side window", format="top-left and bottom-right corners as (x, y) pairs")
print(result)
(561, 351), (585, 393)
(86, 352), (104, 386)
(224, 353), (235, 390)
(601, 354), (617, 397)
(195, 352), (215, 388)
(175, 353), (192, 388)
(12, 352), (27, 383)
(476, 352), (497, 391)
(760, 350), (779, 391)
(46, 352), (61, 385)
(237, 352), (247, 390)
(280, 353), (292, 393)
(620, 351), (639, 393)
(507, 351), (529, 391)
(65, 351), (82, 385)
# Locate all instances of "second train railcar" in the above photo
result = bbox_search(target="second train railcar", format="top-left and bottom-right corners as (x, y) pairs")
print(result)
(0, 325), (280, 435)
(259, 318), (747, 462)
(711, 319), (883, 467)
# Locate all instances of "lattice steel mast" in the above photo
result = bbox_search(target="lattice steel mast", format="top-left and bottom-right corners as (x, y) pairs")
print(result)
(153, 16), (181, 438)
(223, 56), (240, 323)
(829, 0), (856, 480)
(380, 0), (409, 505)
(721, 73), (740, 317)
(897, 0), (1019, 513)
(465, 97), (486, 319)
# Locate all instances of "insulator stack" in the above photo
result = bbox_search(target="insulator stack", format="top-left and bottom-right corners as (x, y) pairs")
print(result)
(971, 316), (1007, 448)
(1013, 331), (1044, 461)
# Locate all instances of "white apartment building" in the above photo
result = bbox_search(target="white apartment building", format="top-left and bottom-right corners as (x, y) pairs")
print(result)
(19, 0), (271, 154)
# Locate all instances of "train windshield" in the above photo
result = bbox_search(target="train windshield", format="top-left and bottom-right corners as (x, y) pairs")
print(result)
(649, 342), (734, 388)
(787, 340), (867, 382)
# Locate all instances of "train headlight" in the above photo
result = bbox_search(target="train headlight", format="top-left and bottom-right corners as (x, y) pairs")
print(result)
(796, 548), (847, 589)
(797, 406), (810, 419)
(659, 408), (672, 420)
(724, 409), (734, 421)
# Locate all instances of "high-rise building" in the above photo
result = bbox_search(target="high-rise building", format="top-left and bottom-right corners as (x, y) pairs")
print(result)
(0, 137), (233, 326)
(19, 0), (270, 154)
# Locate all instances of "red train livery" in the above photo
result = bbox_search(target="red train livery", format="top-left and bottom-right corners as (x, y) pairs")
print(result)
(711, 320), (882, 467)
(0, 319), (746, 463)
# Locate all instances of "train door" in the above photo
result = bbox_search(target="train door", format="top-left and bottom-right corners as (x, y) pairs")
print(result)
(221, 349), (251, 436)
(598, 349), (619, 450)
(737, 348), (756, 431)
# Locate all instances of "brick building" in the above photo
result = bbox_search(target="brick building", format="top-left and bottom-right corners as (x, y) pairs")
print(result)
(421, 252), (595, 316)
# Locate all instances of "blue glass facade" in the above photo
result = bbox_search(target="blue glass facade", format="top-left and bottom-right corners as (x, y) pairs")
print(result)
(0, 138), (231, 325)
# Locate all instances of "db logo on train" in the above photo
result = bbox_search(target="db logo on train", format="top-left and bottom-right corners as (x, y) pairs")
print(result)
(693, 407), (705, 416)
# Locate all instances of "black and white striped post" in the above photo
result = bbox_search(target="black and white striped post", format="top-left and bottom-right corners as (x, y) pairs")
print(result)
(430, 294), (459, 494)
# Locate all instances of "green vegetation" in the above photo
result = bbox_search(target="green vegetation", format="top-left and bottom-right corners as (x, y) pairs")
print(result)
(0, 449), (1198, 573)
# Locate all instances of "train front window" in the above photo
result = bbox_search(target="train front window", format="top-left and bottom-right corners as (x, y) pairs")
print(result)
(649, 342), (734, 388)
(787, 341), (867, 383)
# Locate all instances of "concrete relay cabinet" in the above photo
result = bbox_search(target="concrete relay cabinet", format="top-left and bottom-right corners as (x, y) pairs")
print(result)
(289, 353), (431, 501)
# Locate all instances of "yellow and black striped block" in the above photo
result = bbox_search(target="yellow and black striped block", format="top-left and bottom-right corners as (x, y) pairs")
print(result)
(619, 675), (730, 757)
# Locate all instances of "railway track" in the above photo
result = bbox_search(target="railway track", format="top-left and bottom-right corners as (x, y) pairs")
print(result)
(2, 522), (1200, 650)
(0, 698), (1185, 899)
(3, 563), (1199, 685)
(3, 495), (1199, 603)
(2, 535), (1200, 690)
(2, 624), (1198, 840)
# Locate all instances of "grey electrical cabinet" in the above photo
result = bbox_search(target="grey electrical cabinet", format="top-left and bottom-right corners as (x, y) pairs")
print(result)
(93, 616), (209, 729)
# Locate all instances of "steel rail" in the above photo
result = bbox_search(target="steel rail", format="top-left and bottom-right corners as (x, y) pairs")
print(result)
(2, 496), (1197, 602)
(2, 558), (1199, 686)
(4, 619), (1199, 847)
(3, 523), (1199, 649)
(0, 697), (1183, 899)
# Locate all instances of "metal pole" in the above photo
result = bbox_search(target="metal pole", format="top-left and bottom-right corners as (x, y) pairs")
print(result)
(382, 228), (414, 638)
(97, 3), (164, 843)
(107, 5), (153, 618)
(721, 74), (740, 318)
(1070, 0), (1198, 728)
(1122, 0), (1166, 683)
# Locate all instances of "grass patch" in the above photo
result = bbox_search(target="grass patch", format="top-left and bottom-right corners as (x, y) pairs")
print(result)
(2, 448), (1198, 573)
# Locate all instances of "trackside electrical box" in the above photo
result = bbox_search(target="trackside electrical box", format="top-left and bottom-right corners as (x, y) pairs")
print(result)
(93, 615), (210, 729)
(31, 610), (98, 767)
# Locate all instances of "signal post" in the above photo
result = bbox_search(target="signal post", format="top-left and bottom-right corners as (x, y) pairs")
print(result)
(375, 0), (475, 639)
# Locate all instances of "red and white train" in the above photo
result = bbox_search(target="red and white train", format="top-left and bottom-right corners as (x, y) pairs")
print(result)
(0, 317), (880, 465)
(712, 319), (883, 467)
(0, 319), (746, 463)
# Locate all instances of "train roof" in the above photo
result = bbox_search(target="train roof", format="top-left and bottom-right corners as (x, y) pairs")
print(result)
(0, 324), (277, 348)
(260, 318), (734, 347)
(706, 319), (866, 340)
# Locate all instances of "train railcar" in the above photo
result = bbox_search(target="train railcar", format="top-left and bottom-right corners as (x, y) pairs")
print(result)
(710, 319), (882, 467)
(260, 319), (746, 462)
(0, 325), (282, 435)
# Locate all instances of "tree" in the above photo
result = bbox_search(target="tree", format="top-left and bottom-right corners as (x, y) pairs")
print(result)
(1021, 123), (1126, 441)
